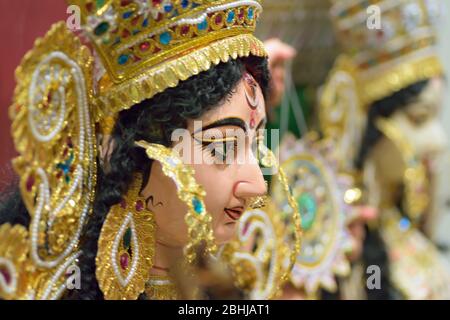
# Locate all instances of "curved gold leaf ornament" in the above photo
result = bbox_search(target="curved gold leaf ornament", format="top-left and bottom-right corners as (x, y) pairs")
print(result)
(272, 134), (352, 295)
(318, 56), (363, 172)
(6, 22), (97, 299)
(135, 141), (218, 263)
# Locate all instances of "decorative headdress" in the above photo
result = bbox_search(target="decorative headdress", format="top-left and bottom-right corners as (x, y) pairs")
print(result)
(319, 0), (444, 170)
(1, 0), (268, 300)
(328, 0), (443, 108)
(70, 0), (266, 120)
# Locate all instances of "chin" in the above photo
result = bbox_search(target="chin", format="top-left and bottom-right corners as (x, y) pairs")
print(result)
(214, 223), (238, 245)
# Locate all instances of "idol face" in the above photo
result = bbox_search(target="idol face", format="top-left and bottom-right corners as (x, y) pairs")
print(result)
(391, 77), (447, 164)
(141, 74), (268, 247)
(367, 77), (448, 207)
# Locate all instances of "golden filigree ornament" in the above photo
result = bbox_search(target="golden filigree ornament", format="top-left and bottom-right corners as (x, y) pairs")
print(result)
(135, 141), (217, 263)
(0, 22), (97, 300)
(10, 22), (97, 270)
(221, 202), (289, 299)
(221, 144), (302, 299)
(0, 224), (30, 299)
(375, 118), (429, 223)
(69, 0), (267, 119)
(271, 134), (353, 295)
(96, 174), (156, 300)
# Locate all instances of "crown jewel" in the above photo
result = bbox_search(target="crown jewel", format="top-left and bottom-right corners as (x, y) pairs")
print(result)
(70, 0), (266, 117)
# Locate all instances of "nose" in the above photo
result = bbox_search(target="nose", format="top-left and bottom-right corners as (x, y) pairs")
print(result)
(233, 158), (267, 201)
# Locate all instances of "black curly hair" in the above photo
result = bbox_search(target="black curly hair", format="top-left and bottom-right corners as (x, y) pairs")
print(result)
(0, 55), (269, 300)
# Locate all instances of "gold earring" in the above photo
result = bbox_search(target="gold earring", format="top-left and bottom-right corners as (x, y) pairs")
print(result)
(96, 174), (156, 300)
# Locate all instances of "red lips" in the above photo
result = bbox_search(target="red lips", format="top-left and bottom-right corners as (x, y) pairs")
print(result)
(224, 207), (244, 221)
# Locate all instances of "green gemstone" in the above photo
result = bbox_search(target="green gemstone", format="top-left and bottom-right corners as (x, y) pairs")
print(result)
(94, 22), (109, 36)
(96, 0), (105, 9)
(123, 227), (132, 249)
(296, 193), (317, 231)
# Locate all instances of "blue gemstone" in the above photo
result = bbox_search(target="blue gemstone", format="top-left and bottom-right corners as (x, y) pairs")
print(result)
(118, 54), (129, 65)
(399, 217), (411, 231)
(248, 8), (254, 20)
(227, 11), (235, 23)
(122, 11), (133, 19)
(159, 32), (172, 45)
(192, 197), (203, 214)
(164, 4), (173, 12)
(142, 18), (149, 27)
(181, 0), (189, 8)
(197, 20), (207, 31)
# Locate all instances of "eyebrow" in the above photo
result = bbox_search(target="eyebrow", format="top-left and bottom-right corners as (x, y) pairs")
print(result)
(194, 117), (247, 134)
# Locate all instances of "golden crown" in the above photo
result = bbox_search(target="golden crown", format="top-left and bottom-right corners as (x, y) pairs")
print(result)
(329, 0), (443, 107)
(69, 0), (267, 119)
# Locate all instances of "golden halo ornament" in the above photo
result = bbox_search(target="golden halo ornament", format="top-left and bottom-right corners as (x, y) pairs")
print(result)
(272, 134), (352, 295)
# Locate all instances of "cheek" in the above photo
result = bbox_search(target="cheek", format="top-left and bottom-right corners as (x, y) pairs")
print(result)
(192, 163), (238, 243)
(192, 163), (231, 214)
(153, 196), (189, 245)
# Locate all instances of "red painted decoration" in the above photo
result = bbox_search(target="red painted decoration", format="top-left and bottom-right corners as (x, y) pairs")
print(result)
(120, 253), (129, 270)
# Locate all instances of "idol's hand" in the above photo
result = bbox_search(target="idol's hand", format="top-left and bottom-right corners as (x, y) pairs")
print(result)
(264, 38), (297, 108)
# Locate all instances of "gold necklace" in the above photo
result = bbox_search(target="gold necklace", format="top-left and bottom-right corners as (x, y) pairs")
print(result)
(145, 275), (180, 300)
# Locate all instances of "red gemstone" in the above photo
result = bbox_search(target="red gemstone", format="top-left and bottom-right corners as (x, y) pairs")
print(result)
(0, 268), (11, 285)
(122, 29), (130, 38)
(26, 174), (35, 192)
(238, 9), (245, 20)
(215, 14), (223, 24)
(120, 199), (127, 209)
(120, 253), (129, 270)
(56, 171), (62, 179)
(156, 13), (163, 22)
(180, 25), (190, 36)
(135, 200), (144, 211)
(63, 148), (68, 157)
(85, 2), (94, 12)
(152, 0), (162, 5)
(121, 0), (132, 6)
(133, 55), (141, 62)
(131, 16), (140, 26)
(139, 41), (150, 52)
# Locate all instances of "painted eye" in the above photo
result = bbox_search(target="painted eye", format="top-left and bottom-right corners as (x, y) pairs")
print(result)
(199, 139), (237, 164)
